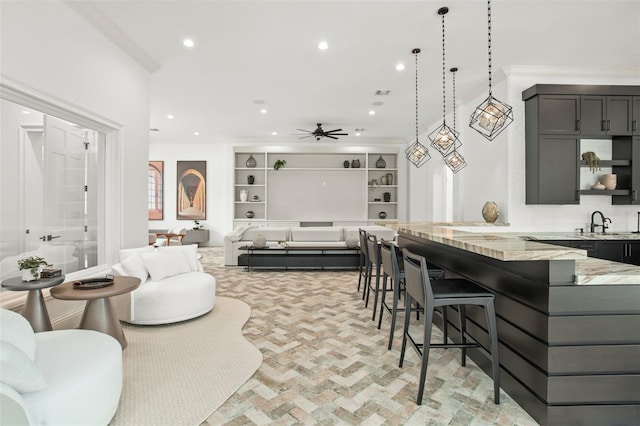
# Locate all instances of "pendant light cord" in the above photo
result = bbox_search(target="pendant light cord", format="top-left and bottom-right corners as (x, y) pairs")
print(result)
(441, 11), (447, 124)
(452, 70), (457, 130)
(487, 0), (493, 96)
(414, 49), (419, 141)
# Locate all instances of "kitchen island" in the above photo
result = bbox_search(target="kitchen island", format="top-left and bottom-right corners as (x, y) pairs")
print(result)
(387, 223), (640, 426)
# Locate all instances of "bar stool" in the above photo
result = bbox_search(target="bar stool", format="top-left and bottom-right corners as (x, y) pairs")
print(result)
(357, 228), (369, 295)
(365, 233), (382, 320)
(378, 240), (445, 350)
(399, 248), (500, 406)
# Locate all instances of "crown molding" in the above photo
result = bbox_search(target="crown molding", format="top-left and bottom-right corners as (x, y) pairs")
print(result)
(505, 65), (640, 80)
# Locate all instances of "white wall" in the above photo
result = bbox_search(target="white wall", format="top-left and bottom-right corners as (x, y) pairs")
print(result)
(1, 0), (150, 250)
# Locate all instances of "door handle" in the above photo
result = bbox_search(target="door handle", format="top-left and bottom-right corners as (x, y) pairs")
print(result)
(41, 235), (61, 242)
(633, 190), (637, 201)
(633, 120), (637, 132)
(575, 119), (580, 131)
(602, 120), (606, 131)
(607, 120), (611, 131)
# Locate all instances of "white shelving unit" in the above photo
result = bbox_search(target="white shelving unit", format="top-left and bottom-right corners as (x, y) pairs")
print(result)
(233, 149), (399, 223)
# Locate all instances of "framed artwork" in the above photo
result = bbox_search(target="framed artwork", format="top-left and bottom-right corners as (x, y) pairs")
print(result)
(177, 161), (206, 220)
(148, 161), (164, 220)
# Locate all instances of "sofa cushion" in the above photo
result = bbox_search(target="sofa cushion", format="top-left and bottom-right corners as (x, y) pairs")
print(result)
(242, 227), (289, 242)
(0, 309), (36, 361)
(119, 245), (155, 262)
(159, 244), (199, 271)
(120, 252), (149, 283)
(344, 226), (396, 242)
(141, 252), (191, 282)
(290, 227), (342, 242)
(0, 341), (47, 392)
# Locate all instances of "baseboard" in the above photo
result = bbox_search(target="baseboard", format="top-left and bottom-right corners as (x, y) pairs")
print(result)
(51, 307), (83, 330)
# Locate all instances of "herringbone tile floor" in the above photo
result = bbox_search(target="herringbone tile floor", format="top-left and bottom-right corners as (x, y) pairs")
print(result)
(199, 248), (538, 425)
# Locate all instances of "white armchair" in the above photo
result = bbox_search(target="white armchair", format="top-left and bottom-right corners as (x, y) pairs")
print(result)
(155, 226), (186, 246)
(0, 308), (122, 425)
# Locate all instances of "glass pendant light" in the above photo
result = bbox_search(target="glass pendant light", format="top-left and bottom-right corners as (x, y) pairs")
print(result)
(444, 67), (468, 173)
(405, 48), (431, 168)
(469, 0), (514, 140)
(429, 6), (461, 157)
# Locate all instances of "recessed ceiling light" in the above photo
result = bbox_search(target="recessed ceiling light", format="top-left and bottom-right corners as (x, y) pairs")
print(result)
(355, 132), (361, 136)
(369, 110), (376, 115)
(183, 38), (195, 48)
(318, 41), (329, 50)
(395, 63), (405, 71)
(21, 110), (31, 114)
(167, 114), (174, 119)
(193, 131), (200, 136)
(260, 109), (267, 114)
(272, 131), (278, 136)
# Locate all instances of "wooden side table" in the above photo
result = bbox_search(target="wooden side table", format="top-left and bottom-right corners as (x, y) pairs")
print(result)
(50, 276), (140, 349)
(1, 275), (65, 332)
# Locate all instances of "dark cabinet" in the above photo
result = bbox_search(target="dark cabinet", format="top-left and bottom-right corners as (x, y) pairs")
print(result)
(536, 95), (580, 134)
(580, 96), (633, 135)
(526, 135), (579, 204)
(598, 241), (640, 265)
(633, 96), (640, 134)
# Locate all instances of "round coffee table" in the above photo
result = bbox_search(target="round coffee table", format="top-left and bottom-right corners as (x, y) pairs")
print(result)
(50, 276), (140, 349)
(1, 275), (65, 332)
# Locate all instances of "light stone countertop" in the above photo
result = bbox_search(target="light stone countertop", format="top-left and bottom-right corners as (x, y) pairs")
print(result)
(384, 222), (640, 285)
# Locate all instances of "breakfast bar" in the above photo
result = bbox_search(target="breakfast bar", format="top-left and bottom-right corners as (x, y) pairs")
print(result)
(389, 223), (640, 426)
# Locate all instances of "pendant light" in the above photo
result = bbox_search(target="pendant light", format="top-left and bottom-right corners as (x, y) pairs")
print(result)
(444, 67), (468, 173)
(469, 0), (514, 140)
(428, 6), (461, 157)
(405, 48), (431, 168)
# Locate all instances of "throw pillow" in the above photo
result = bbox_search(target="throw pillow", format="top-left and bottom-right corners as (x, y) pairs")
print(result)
(0, 309), (36, 360)
(0, 341), (47, 393)
(141, 252), (191, 282)
(159, 244), (198, 271)
(119, 245), (155, 262)
(120, 252), (149, 283)
(345, 236), (359, 248)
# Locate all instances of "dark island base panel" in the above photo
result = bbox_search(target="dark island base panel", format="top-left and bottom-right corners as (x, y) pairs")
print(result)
(398, 233), (640, 426)
(238, 253), (360, 270)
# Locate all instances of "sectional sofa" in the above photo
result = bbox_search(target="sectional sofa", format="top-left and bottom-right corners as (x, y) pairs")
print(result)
(224, 225), (396, 267)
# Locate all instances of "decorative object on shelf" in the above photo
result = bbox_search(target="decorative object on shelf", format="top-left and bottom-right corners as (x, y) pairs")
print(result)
(591, 182), (606, 190)
(246, 210), (254, 218)
(18, 256), (52, 282)
(239, 189), (248, 202)
(248, 175), (255, 184)
(582, 151), (601, 173)
(383, 192), (391, 202)
(386, 173), (393, 186)
(246, 155), (257, 168)
(343, 160), (350, 168)
(193, 220), (203, 230)
(602, 173), (617, 190)
(469, 0), (514, 140)
(375, 156), (386, 168)
(351, 159), (361, 168)
(253, 234), (266, 248)
(252, 195), (260, 202)
(368, 178), (379, 190)
(405, 48), (431, 167)
(381, 175), (387, 185)
(177, 161), (206, 220)
(379, 211), (387, 219)
(374, 198), (381, 202)
(429, 7), (461, 157)
(444, 67), (468, 173)
(273, 159), (286, 170)
(481, 201), (500, 223)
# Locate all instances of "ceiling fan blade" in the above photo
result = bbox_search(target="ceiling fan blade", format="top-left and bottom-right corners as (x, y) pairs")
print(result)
(325, 128), (343, 133)
(327, 132), (348, 136)
(298, 135), (313, 139)
(296, 128), (312, 133)
(324, 135), (338, 140)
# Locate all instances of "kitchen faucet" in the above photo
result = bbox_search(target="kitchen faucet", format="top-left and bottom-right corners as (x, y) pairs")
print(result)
(590, 210), (611, 233)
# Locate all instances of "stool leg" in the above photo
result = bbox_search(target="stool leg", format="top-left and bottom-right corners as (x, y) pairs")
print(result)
(416, 306), (434, 405)
(371, 265), (381, 321)
(442, 307), (448, 343)
(357, 251), (364, 292)
(387, 277), (401, 350)
(377, 274), (388, 329)
(363, 260), (372, 302)
(399, 294), (413, 368)
(485, 300), (501, 404)
(459, 305), (467, 367)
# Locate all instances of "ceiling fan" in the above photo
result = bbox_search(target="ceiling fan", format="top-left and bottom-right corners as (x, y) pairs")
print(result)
(295, 123), (348, 140)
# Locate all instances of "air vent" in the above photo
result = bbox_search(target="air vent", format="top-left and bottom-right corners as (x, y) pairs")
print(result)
(372, 101), (384, 106)
(150, 128), (160, 132)
(374, 90), (391, 96)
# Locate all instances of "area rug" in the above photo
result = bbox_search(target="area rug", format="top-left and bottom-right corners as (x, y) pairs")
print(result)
(109, 296), (262, 426)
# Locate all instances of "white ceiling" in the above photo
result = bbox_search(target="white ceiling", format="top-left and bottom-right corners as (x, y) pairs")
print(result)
(77, 0), (639, 144)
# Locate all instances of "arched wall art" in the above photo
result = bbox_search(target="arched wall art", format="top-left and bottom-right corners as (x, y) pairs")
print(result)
(176, 161), (206, 220)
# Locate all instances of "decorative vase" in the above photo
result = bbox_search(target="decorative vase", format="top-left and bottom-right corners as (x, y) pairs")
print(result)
(482, 201), (499, 223)
(380, 175), (387, 185)
(602, 174), (617, 190)
(21, 269), (39, 282)
(246, 155), (257, 168)
(253, 234), (266, 248)
(591, 181), (605, 190)
(239, 190), (248, 202)
(351, 159), (361, 168)
(379, 211), (387, 219)
(386, 173), (393, 186)
(246, 210), (254, 218)
(376, 156), (386, 168)
(383, 192), (391, 202)
(343, 161), (350, 168)
(248, 175), (255, 185)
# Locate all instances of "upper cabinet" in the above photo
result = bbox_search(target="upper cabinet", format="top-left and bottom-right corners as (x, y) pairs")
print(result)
(523, 85), (640, 205)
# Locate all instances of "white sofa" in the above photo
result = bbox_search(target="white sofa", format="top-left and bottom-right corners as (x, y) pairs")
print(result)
(224, 225), (396, 266)
(0, 308), (122, 425)
(111, 244), (216, 325)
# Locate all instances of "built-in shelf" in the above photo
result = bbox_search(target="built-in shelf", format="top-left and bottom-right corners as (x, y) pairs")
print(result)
(580, 160), (631, 167)
(580, 189), (631, 196)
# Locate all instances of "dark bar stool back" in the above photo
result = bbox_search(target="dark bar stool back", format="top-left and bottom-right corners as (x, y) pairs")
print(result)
(357, 228), (370, 296)
(399, 248), (500, 406)
(364, 233), (382, 320)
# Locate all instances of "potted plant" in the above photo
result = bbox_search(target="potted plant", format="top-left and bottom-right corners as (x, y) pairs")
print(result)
(368, 178), (379, 190)
(17, 256), (52, 282)
(193, 220), (203, 230)
(273, 159), (286, 170)
(582, 151), (600, 173)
